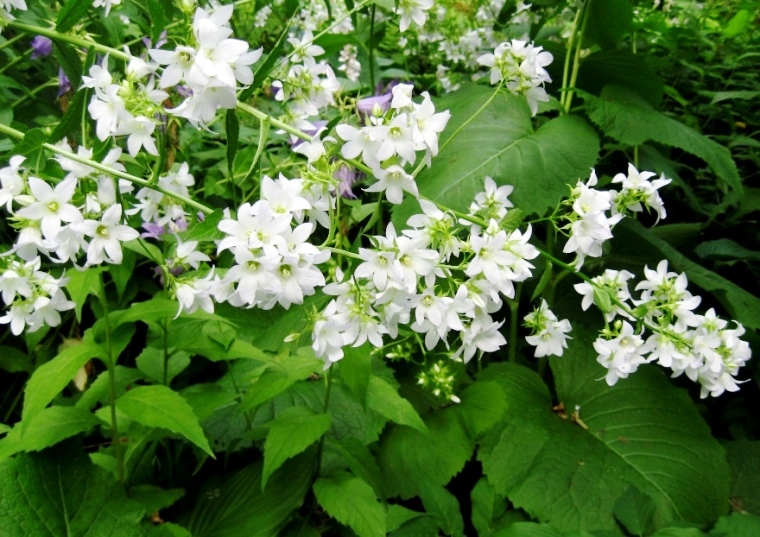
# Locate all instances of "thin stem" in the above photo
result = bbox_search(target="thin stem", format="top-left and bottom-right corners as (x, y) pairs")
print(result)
(0, 122), (214, 215)
(0, 33), (24, 53)
(323, 246), (362, 260)
(7, 21), (131, 62)
(369, 4), (376, 92)
(560, 6), (583, 112)
(314, 367), (333, 479)
(98, 273), (125, 486)
(564, 0), (592, 114)
(11, 79), (58, 108)
(508, 283), (522, 363)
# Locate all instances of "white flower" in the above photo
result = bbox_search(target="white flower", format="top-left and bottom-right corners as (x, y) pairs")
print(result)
(594, 321), (649, 386)
(365, 165), (418, 205)
(395, 0), (434, 32)
(175, 271), (215, 317)
(17, 177), (82, 241)
(72, 204), (139, 265)
(524, 300), (572, 358)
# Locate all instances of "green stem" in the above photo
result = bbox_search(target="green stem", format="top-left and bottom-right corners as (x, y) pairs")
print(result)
(0, 49), (31, 75)
(314, 367), (333, 479)
(369, 4), (376, 92)
(560, 6), (583, 112)
(11, 79), (57, 108)
(564, 0), (592, 114)
(7, 21), (131, 62)
(98, 273), (126, 486)
(508, 283), (522, 363)
(0, 122), (214, 215)
(0, 33), (24, 53)
(323, 246), (362, 260)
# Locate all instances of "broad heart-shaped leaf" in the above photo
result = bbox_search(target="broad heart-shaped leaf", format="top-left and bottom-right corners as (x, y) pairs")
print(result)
(613, 219), (760, 330)
(116, 385), (213, 456)
(723, 440), (760, 516)
(366, 376), (427, 434)
(0, 440), (147, 536)
(22, 336), (105, 424)
(418, 482), (465, 537)
(178, 450), (313, 537)
(378, 403), (474, 499)
(583, 85), (742, 204)
(478, 332), (730, 533)
(392, 85), (599, 226)
(313, 472), (386, 537)
(262, 406), (331, 489)
(0, 406), (99, 460)
(584, 0), (633, 50)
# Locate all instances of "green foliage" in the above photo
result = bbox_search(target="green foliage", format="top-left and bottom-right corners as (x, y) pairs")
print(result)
(313, 472), (386, 537)
(116, 385), (214, 456)
(393, 85), (600, 225)
(0, 441), (147, 536)
(478, 332), (731, 533)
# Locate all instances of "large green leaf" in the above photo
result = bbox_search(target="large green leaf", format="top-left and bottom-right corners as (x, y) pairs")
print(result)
(613, 220), (760, 330)
(116, 385), (213, 456)
(478, 332), (731, 533)
(178, 451), (313, 537)
(0, 406), (100, 460)
(583, 85), (742, 203)
(577, 50), (663, 107)
(378, 404), (474, 499)
(22, 337), (105, 424)
(393, 85), (599, 226)
(313, 472), (386, 537)
(262, 406), (331, 488)
(0, 441), (147, 536)
(723, 440), (760, 516)
(584, 0), (633, 49)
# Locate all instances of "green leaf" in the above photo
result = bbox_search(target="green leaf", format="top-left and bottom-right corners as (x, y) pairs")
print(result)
(578, 49), (664, 107)
(145, 0), (167, 42)
(178, 452), (313, 537)
(0, 406), (100, 459)
(182, 209), (225, 242)
(457, 380), (508, 436)
(723, 440), (760, 516)
(710, 513), (760, 536)
(313, 472), (386, 537)
(419, 482), (465, 537)
(50, 86), (88, 144)
(378, 404), (474, 499)
(66, 266), (104, 322)
(53, 41), (84, 89)
(694, 238), (760, 262)
(367, 376), (427, 434)
(338, 344), (372, 404)
(324, 437), (384, 499)
(22, 337), (104, 423)
(584, 0), (633, 49)
(77, 365), (144, 410)
(583, 85), (742, 203)
(615, 220), (760, 329)
(708, 90), (760, 105)
(471, 477), (508, 537)
(123, 237), (165, 264)
(13, 128), (48, 160)
(0, 345), (32, 373)
(387, 505), (424, 533)
(393, 86), (599, 225)
(478, 331), (731, 533)
(128, 485), (184, 514)
(0, 441), (147, 536)
(136, 347), (190, 385)
(614, 486), (657, 537)
(116, 385), (214, 456)
(262, 406), (330, 488)
(722, 9), (751, 38)
(56, 0), (93, 32)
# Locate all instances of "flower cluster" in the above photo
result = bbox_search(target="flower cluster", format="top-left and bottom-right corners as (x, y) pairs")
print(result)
(167, 174), (332, 317)
(561, 165), (671, 270)
(524, 299), (572, 358)
(336, 84), (451, 204)
(150, 4), (262, 127)
(477, 39), (553, 115)
(310, 176), (539, 367)
(577, 261), (751, 397)
(273, 31), (340, 135)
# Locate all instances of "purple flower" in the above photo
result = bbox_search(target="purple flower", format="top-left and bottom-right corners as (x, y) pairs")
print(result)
(57, 68), (71, 96)
(31, 36), (53, 60)
(141, 222), (166, 240)
(291, 120), (328, 149)
(335, 164), (358, 199)
(356, 93), (392, 118)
